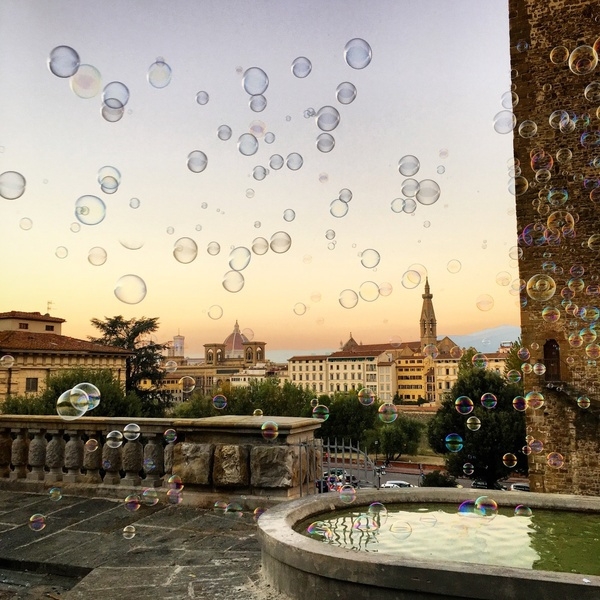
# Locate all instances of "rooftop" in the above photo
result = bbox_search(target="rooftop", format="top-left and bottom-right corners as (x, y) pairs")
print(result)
(0, 331), (132, 355)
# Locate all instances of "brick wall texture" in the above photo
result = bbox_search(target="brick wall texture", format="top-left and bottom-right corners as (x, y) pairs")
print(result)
(509, 0), (600, 494)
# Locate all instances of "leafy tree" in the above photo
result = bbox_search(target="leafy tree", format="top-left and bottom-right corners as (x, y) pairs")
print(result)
(421, 470), (458, 487)
(89, 315), (172, 417)
(427, 366), (526, 489)
(503, 337), (523, 376)
(379, 416), (423, 462)
(457, 347), (478, 374)
(2, 368), (141, 417)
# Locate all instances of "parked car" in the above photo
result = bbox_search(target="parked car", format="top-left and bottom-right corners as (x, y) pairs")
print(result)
(510, 482), (530, 492)
(343, 474), (359, 488)
(323, 468), (347, 478)
(315, 479), (330, 493)
(471, 480), (506, 491)
(381, 480), (414, 488)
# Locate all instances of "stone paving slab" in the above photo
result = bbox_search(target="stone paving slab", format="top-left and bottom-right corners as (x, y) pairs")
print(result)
(0, 490), (291, 599)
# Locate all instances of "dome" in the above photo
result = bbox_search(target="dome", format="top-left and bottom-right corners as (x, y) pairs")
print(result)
(223, 321), (249, 359)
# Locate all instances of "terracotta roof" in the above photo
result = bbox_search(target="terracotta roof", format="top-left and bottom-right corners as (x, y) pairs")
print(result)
(0, 311), (65, 323)
(288, 355), (330, 361)
(0, 331), (131, 355)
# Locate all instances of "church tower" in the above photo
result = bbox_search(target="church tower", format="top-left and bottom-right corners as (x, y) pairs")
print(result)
(420, 277), (437, 350)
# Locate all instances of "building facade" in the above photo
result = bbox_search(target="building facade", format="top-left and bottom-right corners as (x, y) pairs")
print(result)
(0, 311), (130, 401)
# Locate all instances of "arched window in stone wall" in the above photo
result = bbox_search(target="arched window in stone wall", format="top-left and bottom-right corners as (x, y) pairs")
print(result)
(256, 347), (262, 361)
(246, 348), (253, 361)
(544, 339), (561, 381)
(207, 350), (213, 363)
(216, 349), (222, 363)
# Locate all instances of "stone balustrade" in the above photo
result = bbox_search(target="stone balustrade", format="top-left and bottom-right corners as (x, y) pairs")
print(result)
(0, 415), (322, 505)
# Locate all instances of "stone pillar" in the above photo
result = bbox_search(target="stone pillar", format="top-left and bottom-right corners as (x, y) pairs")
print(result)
(26, 430), (47, 481)
(101, 443), (122, 486)
(121, 440), (143, 486)
(45, 431), (65, 483)
(10, 430), (28, 480)
(82, 434), (103, 483)
(144, 433), (164, 487)
(0, 430), (12, 478)
(164, 442), (174, 476)
(64, 432), (84, 483)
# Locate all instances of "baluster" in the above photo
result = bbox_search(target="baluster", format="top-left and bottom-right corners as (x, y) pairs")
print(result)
(121, 439), (143, 486)
(10, 429), (28, 480)
(101, 438), (123, 486)
(0, 429), (13, 478)
(164, 441), (174, 478)
(45, 430), (65, 483)
(143, 433), (164, 487)
(82, 432), (103, 483)
(27, 430), (47, 481)
(64, 432), (84, 483)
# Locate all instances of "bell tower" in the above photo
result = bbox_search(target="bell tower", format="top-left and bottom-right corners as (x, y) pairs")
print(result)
(420, 277), (437, 350)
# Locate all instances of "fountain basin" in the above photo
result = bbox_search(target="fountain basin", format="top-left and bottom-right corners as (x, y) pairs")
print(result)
(257, 487), (600, 600)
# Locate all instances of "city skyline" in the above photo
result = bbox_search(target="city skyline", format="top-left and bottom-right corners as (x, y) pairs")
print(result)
(0, 1), (520, 356)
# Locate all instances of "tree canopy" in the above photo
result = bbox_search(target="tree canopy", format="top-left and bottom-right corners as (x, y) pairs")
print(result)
(89, 315), (172, 417)
(427, 365), (527, 488)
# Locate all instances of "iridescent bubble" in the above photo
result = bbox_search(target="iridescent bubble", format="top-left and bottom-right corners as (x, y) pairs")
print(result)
(339, 289), (358, 309)
(73, 382), (101, 410)
(336, 81), (357, 104)
(84, 438), (99, 452)
(316, 133), (335, 153)
(286, 152), (303, 170)
(105, 430), (123, 449)
(270, 231), (292, 253)
(503, 453), (517, 468)
(147, 58), (172, 88)
(229, 246), (251, 271)
(124, 494), (141, 512)
(173, 237), (198, 264)
(70, 64), (102, 98)
(423, 344), (439, 359)
(577, 396), (591, 409)
(212, 394), (227, 409)
(339, 484), (357, 504)
(207, 241), (221, 256)
(514, 505), (532, 517)
(550, 45), (569, 64)
(454, 396), (474, 415)
(529, 440), (544, 454)
(444, 433), (463, 452)
(547, 452), (564, 468)
(48, 45), (80, 77)
(195, 91), (209, 105)
(222, 270), (245, 293)
(525, 391), (544, 410)
(243, 67), (269, 95)
(466, 416), (481, 431)
(398, 155), (420, 177)
(75, 195), (106, 225)
(506, 370), (522, 383)
(114, 274), (147, 304)
(29, 514), (46, 532)
(260, 420), (279, 441)
(48, 487), (62, 501)
(312, 404), (330, 421)
(517, 347), (530, 361)
(475, 496), (498, 518)
(472, 353), (488, 369)
(358, 388), (375, 406)
(568, 45), (598, 75)
(518, 120), (538, 138)
(291, 57), (312, 78)
(187, 151), (208, 173)
(307, 521), (333, 540)
(527, 274), (556, 301)
(167, 489), (183, 505)
(238, 133), (259, 156)
(378, 403), (398, 423)
(142, 488), (159, 506)
(463, 463), (475, 476)
(164, 429), (177, 444)
(344, 38), (372, 69)
(481, 393), (497, 409)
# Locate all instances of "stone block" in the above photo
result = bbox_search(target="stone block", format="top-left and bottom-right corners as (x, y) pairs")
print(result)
(213, 444), (248, 487)
(172, 442), (213, 485)
(250, 445), (296, 488)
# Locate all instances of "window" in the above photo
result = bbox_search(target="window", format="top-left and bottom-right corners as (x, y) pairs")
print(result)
(45, 325), (54, 331)
(25, 378), (38, 393)
(19, 323), (29, 330)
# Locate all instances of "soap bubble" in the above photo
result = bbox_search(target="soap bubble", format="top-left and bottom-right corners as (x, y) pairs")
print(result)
(187, 151), (208, 173)
(261, 421), (279, 440)
(336, 81), (357, 104)
(75, 195), (105, 225)
(56, 389), (87, 420)
(502, 453), (517, 468)
(398, 155), (420, 177)
(316, 133), (335, 152)
(568, 45), (598, 75)
(217, 125), (232, 140)
(73, 382), (101, 410)
(466, 416), (481, 431)
(48, 45), (80, 77)
(526, 391), (544, 410)
(147, 58), (172, 88)
(401, 270), (421, 289)
(70, 64), (102, 98)
(514, 505), (532, 517)
(463, 463), (475, 476)
(493, 110), (516, 134)
(105, 430), (123, 449)
(48, 487), (62, 501)
(481, 393), (497, 409)
(358, 388), (375, 406)
(339, 485), (357, 504)
(222, 270), (245, 292)
(476, 294), (494, 311)
(475, 496), (498, 518)
(164, 429), (177, 444)
(195, 91), (209, 105)
(242, 67), (269, 95)
(123, 423), (141, 441)
(0, 355), (15, 368)
(84, 439), (99, 452)
(312, 404), (330, 421)
(444, 433), (463, 452)
(114, 274), (147, 304)
(212, 394), (227, 409)
(179, 376), (196, 393)
(254, 409), (264, 417)
(0, 171), (27, 201)
(164, 360), (177, 373)
(307, 521), (333, 541)
(390, 521), (412, 541)
(124, 494), (141, 512)
(447, 260), (461, 274)
(454, 396), (474, 415)
(29, 514), (46, 532)
(286, 152), (303, 170)
(142, 488), (159, 506)
(547, 452), (564, 468)
(238, 133), (259, 156)
(207, 241), (220, 256)
(378, 403), (398, 423)
(291, 57), (312, 78)
(472, 353), (488, 368)
(173, 237), (198, 264)
(208, 305), (223, 320)
(339, 289), (358, 309)
(344, 38), (372, 69)
(270, 231), (292, 253)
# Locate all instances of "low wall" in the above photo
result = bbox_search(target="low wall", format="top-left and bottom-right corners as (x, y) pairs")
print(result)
(0, 415), (321, 507)
(257, 488), (600, 600)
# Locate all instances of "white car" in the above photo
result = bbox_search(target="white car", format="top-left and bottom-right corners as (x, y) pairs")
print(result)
(381, 480), (413, 488)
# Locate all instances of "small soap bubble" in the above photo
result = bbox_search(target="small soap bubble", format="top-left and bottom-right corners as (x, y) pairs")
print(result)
(48, 45), (80, 77)
(547, 452), (564, 468)
(261, 421), (279, 440)
(147, 58), (172, 88)
(222, 270), (245, 292)
(291, 57), (312, 78)
(316, 133), (335, 153)
(85, 438), (99, 452)
(514, 505), (532, 517)
(238, 133), (259, 156)
(312, 404), (330, 421)
(444, 433), (463, 452)
(502, 453), (517, 468)
(114, 274), (147, 304)
(0, 171), (26, 200)
(454, 396), (474, 415)
(70, 64), (102, 98)
(124, 494), (141, 512)
(208, 305), (223, 320)
(466, 416), (481, 431)
(212, 394), (227, 409)
(253, 409), (264, 417)
(75, 195), (106, 225)
(105, 430), (123, 449)
(123, 423), (141, 441)
(187, 151), (208, 173)
(390, 521), (412, 541)
(195, 91), (209, 105)
(344, 38), (372, 69)
(122, 525), (136, 539)
(207, 241), (221, 256)
(336, 81), (357, 104)
(179, 376), (196, 393)
(19, 218), (33, 231)
(378, 403), (398, 423)
(163, 429), (177, 444)
(481, 393), (497, 409)
(339, 485), (357, 504)
(242, 67), (269, 95)
(307, 521), (333, 541)
(286, 152), (303, 170)
(358, 388), (375, 406)
(270, 231), (292, 253)
(339, 289), (359, 309)
(293, 303), (307, 316)
(74, 382), (100, 410)
(29, 514), (46, 532)
(48, 487), (62, 502)
(249, 94), (267, 112)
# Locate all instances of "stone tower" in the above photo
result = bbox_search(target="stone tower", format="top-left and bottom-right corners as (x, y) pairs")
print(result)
(509, 0), (600, 495)
(420, 277), (437, 351)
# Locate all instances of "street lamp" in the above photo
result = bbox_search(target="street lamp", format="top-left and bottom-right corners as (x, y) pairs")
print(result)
(374, 440), (379, 465)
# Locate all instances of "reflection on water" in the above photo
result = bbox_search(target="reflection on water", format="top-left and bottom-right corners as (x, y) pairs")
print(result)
(297, 503), (600, 575)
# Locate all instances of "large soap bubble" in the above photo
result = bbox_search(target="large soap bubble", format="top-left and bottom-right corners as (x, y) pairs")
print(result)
(344, 38), (372, 69)
(48, 45), (80, 78)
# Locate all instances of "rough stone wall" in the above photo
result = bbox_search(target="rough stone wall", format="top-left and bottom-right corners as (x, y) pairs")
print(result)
(509, 0), (600, 494)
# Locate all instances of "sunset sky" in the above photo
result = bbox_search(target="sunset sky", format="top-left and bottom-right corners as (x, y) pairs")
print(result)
(0, 1), (520, 358)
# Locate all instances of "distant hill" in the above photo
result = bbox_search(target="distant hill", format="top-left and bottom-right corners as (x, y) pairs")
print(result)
(445, 325), (521, 353)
